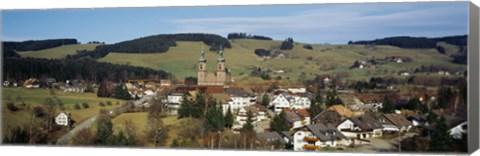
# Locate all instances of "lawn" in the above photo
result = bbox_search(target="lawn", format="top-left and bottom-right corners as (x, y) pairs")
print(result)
(2, 87), (124, 133)
(17, 44), (100, 59)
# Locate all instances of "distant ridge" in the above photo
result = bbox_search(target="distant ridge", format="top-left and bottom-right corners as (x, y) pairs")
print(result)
(348, 35), (467, 48)
(3, 39), (78, 51)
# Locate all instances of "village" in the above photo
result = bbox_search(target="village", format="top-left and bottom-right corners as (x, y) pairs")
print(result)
(2, 46), (467, 152)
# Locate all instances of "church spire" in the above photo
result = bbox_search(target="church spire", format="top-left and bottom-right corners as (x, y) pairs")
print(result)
(198, 46), (206, 62)
(217, 45), (225, 62)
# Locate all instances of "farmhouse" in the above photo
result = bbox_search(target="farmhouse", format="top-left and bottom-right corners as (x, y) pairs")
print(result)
(292, 123), (348, 151)
(379, 114), (412, 132)
(336, 114), (383, 142)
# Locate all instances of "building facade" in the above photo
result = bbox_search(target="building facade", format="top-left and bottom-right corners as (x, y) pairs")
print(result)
(197, 48), (228, 86)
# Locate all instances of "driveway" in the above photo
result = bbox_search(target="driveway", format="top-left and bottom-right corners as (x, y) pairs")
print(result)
(57, 114), (98, 145)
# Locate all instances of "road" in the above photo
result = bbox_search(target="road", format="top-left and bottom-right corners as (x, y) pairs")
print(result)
(56, 115), (98, 145)
(56, 95), (152, 145)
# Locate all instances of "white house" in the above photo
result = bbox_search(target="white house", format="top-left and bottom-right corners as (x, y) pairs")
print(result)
(166, 92), (185, 115)
(336, 115), (383, 143)
(226, 88), (257, 112)
(379, 114), (412, 132)
(292, 123), (348, 151)
(235, 104), (268, 127)
(449, 121), (467, 139)
(55, 112), (69, 126)
(270, 93), (311, 114)
(270, 94), (290, 114)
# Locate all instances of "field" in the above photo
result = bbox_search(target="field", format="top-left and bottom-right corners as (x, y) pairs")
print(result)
(17, 44), (100, 59)
(2, 87), (124, 133)
(17, 40), (467, 83)
(111, 113), (194, 147)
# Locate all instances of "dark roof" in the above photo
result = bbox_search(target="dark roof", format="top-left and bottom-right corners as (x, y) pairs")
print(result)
(305, 123), (346, 141)
(383, 114), (412, 127)
(227, 87), (253, 97)
(407, 114), (426, 122)
(313, 109), (344, 125)
(256, 132), (286, 145)
(446, 115), (467, 129)
(347, 114), (383, 130)
(285, 111), (302, 123)
(279, 131), (294, 141)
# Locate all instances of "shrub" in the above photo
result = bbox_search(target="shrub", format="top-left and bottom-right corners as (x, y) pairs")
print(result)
(74, 103), (81, 110)
(436, 46), (446, 54)
(33, 106), (45, 117)
(99, 102), (106, 107)
(82, 102), (90, 109)
(6, 102), (18, 112)
(106, 101), (112, 106)
(303, 44), (313, 50)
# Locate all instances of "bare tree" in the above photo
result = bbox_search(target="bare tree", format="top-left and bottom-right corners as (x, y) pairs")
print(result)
(72, 128), (94, 145)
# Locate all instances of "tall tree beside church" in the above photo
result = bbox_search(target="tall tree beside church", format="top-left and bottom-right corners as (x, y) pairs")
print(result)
(204, 101), (224, 132)
(428, 117), (453, 151)
(224, 106), (234, 129)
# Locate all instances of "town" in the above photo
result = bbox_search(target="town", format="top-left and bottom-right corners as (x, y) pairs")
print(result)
(2, 46), (468, 153)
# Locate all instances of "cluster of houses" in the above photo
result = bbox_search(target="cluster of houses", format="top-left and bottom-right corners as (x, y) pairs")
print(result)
(3, 78), (90, 93)
(160, 85), (467, 151)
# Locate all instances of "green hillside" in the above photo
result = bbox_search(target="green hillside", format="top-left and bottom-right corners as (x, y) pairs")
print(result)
(17, 44), (100, 59)
(18, 39), (466, 83)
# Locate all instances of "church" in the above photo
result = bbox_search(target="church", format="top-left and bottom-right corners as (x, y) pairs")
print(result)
(197, 47), (229, 86)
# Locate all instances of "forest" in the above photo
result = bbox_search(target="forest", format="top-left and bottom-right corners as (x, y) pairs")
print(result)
(227, 33), (273, 40)
(92, 33), (231, 54)
(3, 57), (172, 83)
(3, 39), (78, 51)
(348, 35), (467, 48)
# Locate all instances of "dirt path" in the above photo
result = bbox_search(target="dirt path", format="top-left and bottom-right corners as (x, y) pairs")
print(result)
(56, 115), (98, 145)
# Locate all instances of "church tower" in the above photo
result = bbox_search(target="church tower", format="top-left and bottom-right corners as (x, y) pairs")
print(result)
(216, 46), (226, 85)
(198, 49), (206, 85)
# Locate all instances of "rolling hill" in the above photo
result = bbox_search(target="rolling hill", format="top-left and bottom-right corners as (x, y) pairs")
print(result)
(17, 44), (100, 59)
(13, 37), (467, 84)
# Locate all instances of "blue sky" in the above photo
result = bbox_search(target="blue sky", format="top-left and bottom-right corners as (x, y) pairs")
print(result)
(1, 2), (469, 44)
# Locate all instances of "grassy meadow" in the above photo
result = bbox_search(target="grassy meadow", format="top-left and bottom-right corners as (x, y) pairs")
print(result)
(16, 40), (466, 84)
(17, 44), (100, 59)
(2, 87), (124, 133)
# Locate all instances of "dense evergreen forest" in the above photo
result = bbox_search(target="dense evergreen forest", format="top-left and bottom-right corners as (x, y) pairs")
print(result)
(348, 35), (467, 48)
(3, 39), (78, 51)
(227, 33), (273, 40)
(3, 57), (172, 83)
(91, 33), (231, 54)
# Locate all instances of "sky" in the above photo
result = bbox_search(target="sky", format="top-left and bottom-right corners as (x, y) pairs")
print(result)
(1, 1), (469, 44)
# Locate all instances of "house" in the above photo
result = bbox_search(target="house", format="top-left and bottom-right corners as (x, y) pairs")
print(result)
(3, 81), (10, 87)
(55, 112), (70, 126)
(312, 109), (344, 126)
(160, 79), (172, 86)
(234, 104), (269, 129)
(447, 116), (467, 139)
(254, 120), (271, 133)
(270, 93), (311, 114)
(284, 109), (310, 130)
(166, 92), (187, 115)
(227, 87), (257, 112)
(45, 78), (57, 87)
(337, 114), (383, 142)
(449, 121), (467, 139)
(292, 123), (348, 151)
(326, 105), (354, 118)
(407, 114), (427, 127)
(23, 78), (40, 88)
(256, 132), (286, 150)
(379, 114), (412, 132)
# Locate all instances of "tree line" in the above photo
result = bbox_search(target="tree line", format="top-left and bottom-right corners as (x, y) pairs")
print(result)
(348, 35), (467, 49)
(89, 33), (231, 54)
(3, 39), (78, 51)
(3, 57), (172, 83)
(227, 33), (272, 40)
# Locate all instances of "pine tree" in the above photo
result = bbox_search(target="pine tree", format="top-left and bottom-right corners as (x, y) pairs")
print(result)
(224, 106), (234, 128)
(308, 98), (323, 119)
(94, 116), (113, 145)
(382, 95), (395, 114)
(204, 101), (224, 132)
(242, 110), (255, 133)
(261, 93), (270, 107)
(270, 110), (289, 132)
(178, 94), (191, 118)
(428, 117), (453, 151)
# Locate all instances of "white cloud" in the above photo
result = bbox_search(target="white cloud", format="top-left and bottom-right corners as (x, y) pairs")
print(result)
(166, 3), (467, 44)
